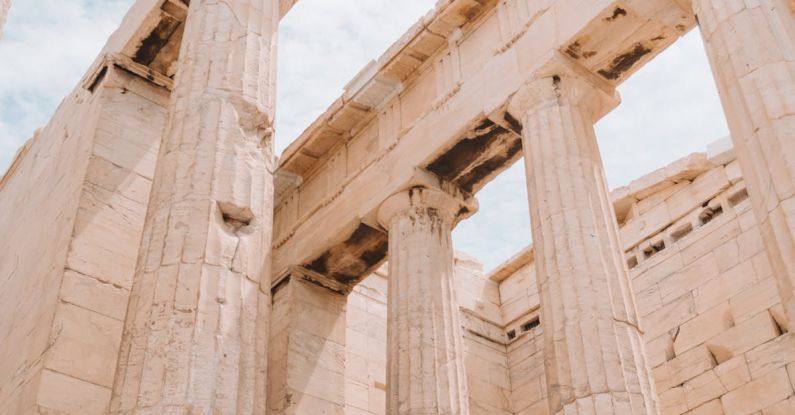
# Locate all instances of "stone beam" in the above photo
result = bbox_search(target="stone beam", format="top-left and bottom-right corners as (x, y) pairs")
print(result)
(272, 0), (695, 285)
(79, 0), (297, 86)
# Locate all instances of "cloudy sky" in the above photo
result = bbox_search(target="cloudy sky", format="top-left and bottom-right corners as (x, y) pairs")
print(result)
(0, 0), (729, 270)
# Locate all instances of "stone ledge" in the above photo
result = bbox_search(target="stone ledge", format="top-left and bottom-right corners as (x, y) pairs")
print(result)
(278, 0), (500, 179)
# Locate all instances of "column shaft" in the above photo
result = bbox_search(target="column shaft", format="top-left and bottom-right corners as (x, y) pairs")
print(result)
(694, 0), (795, 325)
(111, 0), (279, 412)
(513, 75), (658, 415)
(378, 187), (471, 415)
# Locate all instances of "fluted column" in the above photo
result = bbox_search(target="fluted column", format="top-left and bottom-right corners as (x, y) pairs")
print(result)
(377, 186), (475, 415)
(693, 0), (795, 326)
(110, 0), (278, 413)
(509, 74), (658, 414)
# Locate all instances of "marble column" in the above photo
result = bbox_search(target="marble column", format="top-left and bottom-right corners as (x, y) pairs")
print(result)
(693, 0), (795, 326)
(377, 186), (475, 415)
(110, 0), (278, 413)
(267, 268), (347, 414)
(509, 74), (658, 414)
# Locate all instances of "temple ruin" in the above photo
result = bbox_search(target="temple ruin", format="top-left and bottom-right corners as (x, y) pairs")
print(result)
(1, 0), (795, 414)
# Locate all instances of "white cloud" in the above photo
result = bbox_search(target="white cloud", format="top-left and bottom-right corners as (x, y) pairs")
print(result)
(0, 1), (729, 271)
(596, 30), (729, 188)
(0, 0), (131, 168)
(275, 0), (433, 152)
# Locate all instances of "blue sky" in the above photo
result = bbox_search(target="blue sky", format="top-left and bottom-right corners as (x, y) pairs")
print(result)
(0, 0), (729, 270)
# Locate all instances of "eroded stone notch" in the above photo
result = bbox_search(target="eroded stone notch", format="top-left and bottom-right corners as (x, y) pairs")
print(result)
(698, 204), (723, 225)
(627, 255), (639, 269)
(521, 317), (540, 332)
(218, 201), (254, 231)
(643, 239), (666, 259)
(670, 222), (694, 242)
(728, 188), (749, 206)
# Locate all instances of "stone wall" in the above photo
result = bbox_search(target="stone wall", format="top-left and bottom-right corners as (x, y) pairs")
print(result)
(0, 82), (98, 415)
(497, 263), (546, 415)
(626, 158), (793, 414)
(455, 254), (512, 415)
(345, 272), (387, 415)
(3, 74), (792, 415)
(2, 0), (792, 413)
(0, 66), (168, 414)
(482, 141), (795, 414)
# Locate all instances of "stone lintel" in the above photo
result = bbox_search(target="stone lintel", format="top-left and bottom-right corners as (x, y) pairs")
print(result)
(270, 0), (694, 290)
(278, 0), (500, 179)
(83, 53), (174, 93)
(272, 265), (353, 296)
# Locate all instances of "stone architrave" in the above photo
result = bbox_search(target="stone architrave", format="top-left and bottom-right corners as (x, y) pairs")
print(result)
(377, 186), (476, 415)
(110, 0), (279, 413)
(693, 0), (795, 327)
(509, 73), (659, 414)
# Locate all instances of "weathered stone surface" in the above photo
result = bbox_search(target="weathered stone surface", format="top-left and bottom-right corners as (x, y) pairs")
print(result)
(511, 71), (656, 414)
(653, 346), (716, 393)
(695, 0), (795, 329)
(377, 187), (473, 415)
(4, 0), (795, 413)
(0, 60), (168, 413)
(110, 0), (278, 412)
(45, 302), (123, 388)
(37, 369), (112, 415)
(721, 368), (793, 415)
(267, 273), (347, 414)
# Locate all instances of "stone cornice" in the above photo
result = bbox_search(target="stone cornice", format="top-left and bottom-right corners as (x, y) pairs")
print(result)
(277, 0), (499, 179)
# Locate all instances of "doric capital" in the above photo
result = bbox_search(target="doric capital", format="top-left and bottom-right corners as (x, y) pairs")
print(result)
(377, 186), (478, 230)
(508, 54), (620, 122)
(508, 74), (618, 122)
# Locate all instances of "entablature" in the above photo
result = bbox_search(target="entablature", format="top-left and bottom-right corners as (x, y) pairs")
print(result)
(79, 0), (296, 91)
(272, 0), (696, 287)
